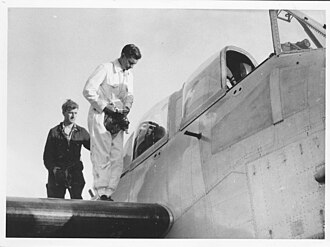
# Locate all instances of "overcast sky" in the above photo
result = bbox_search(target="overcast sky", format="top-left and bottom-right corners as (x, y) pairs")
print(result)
(1, 1), (327, 202)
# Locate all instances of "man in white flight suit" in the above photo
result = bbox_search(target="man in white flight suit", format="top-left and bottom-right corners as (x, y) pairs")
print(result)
(83, 44), (142, 201)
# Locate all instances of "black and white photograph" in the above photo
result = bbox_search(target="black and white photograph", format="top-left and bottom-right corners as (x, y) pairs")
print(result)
(0, 0), (328, 246)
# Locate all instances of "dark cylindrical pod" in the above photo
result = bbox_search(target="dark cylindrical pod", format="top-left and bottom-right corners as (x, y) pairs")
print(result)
(6, 197), (173, 238)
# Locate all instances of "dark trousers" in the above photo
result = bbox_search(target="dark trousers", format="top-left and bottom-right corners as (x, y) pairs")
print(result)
(46, 168), (85, 199)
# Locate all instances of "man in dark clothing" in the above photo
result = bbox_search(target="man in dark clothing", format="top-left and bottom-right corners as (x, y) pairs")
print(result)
(43, 99), (90, 199)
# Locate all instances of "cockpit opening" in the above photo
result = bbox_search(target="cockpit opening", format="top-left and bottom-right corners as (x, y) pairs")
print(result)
(225, 49), (256, 90)
(129, 97), (169, 161)
(133, 121), (166, 159)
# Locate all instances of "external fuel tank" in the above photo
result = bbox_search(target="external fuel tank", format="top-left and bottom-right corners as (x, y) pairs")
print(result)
(6, 197), (173, 238)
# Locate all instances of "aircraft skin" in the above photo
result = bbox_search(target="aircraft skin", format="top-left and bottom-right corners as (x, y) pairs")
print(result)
(112, 10), (326, 238)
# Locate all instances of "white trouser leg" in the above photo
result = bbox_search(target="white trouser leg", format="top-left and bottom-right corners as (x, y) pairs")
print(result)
(87, 108), (124, 197)
(108, 131), (124, 192)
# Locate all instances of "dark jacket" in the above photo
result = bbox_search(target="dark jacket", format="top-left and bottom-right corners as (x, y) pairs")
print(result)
(43, 123), (90, 171)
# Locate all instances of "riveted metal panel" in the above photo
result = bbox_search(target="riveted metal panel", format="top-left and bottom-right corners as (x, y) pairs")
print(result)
(207, 166), (255, 238)
(129, 157), (154, 202)
(211, 78), (273, 154)
(308, 64), (325, 108)
(113, 171), (132, 202)
(247, 131), (325, 238)
(309, 104), (325, 130)
(275, 107), (324, 149)
(166, 195), (215, 238)
(165, 122), (206, 219)
(130, 145), (171, 205)
(280, 66), (308, 118)
(128, 119), (206, 222)
(167, 166), (255, 239)
(201, 115), (275, 194)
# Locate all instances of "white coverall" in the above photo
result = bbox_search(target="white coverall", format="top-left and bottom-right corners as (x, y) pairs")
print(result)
(83, 59), (133, 197)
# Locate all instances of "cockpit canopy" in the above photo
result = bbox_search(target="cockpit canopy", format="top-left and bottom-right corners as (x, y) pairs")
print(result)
(181, 46), (257, 126)
(271, 10), (326, 54)
(125, 46), (257, 167)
